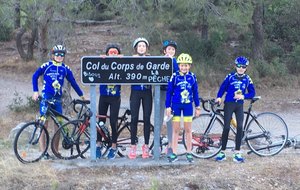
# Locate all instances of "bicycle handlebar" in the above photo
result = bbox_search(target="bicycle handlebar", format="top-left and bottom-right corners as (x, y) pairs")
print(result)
(72, 99), (92, 118)
(200, 96), (261, 115)
(200, 98), (222, 115)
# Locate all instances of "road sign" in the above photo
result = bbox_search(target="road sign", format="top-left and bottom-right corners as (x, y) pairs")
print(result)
(81, 56), (173, 85)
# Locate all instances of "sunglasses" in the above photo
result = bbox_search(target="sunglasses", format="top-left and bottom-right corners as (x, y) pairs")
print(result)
(54, 53), (65, 57)
(108, 49), (119, 55)
(236, 64), (247, 69)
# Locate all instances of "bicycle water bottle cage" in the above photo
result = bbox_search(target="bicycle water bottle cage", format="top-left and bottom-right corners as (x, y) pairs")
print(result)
(125, 109), (131, 115)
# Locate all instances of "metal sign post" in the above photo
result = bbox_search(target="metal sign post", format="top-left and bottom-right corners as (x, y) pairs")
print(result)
(153, 85), (161, 160)
(89, 85), (97, 161)
(81, 56), (173, 161)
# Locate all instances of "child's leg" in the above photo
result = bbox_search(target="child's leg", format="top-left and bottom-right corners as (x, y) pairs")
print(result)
(166, 119), (173, 148)
(183, 121), (192, 153)
(172, 121), (180, 154)
(234, 104), (244, 151)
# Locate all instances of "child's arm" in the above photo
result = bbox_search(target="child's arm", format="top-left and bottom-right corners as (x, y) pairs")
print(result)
(243, 76), (256, 99)
(32, 63), (47, 100)
(216, 74), (230, 104)
(65, 67), (84, 98)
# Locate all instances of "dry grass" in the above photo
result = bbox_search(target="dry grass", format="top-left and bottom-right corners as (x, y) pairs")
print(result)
(1, 145), (300, 190)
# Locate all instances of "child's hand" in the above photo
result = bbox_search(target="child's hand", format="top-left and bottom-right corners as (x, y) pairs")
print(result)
(195, 109), (200, 117)
(215, 98), (222, 105)
(166, 107), (172, 116)
(32, 92), (39, 101)
(234, 94), (244, 100)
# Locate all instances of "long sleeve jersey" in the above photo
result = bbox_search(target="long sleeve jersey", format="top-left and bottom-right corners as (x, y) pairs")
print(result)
(217, 72), (255, 103)
(161, 57), (179, 91)
(99, 85), (121, 96)
(165, 71), (200, 108)
(32, 61), (83, 97)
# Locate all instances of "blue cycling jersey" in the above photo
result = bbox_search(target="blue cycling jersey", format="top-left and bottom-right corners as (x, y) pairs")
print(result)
(32, 61), (83, 97)
(131, 84), (152, 91)
(217, 72), (255, 103)
(99, 85), (121, 96)
(161, 57), (179, 91)
(165, 71), (200, 108)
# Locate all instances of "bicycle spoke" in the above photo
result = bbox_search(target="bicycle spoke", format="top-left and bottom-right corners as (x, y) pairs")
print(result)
(14, 122), (49, 163)
(246, 112), (288, 156)
(184, 114), (223, 159)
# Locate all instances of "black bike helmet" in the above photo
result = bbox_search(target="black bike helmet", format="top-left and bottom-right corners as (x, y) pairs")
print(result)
(105, 43), (121, 55)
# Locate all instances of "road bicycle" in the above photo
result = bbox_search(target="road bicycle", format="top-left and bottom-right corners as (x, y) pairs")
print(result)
(50, 99), (92, 160)
(52, 102), (156, 159)
(183, 97), (289, 159)
(13, 98), (72, 163)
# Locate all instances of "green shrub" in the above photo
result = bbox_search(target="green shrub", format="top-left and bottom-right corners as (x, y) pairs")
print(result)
(287, 45), (300, 74)
(264, 41), (284, 60)
(8, 91), (39, 113)
(0, 22), (12, 41)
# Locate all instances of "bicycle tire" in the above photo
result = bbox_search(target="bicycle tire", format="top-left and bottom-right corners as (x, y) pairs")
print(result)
(149, 132), (186, 157)
(13, 121), (49, 163)
(117, 121), (154, 157)
(79, 122), (110, 159)
(246, 112), (288, 156)
(51, 119), (90, 160)
(183, 114), (224, 159)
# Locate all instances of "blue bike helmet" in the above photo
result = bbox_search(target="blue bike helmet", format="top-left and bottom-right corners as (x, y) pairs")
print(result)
(235, 56), (249, 66)
(162, 40), (177, 50)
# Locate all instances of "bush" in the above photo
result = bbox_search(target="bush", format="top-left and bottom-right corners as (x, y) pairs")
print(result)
(0, 22), (12, 41)
(8, 91), (39, 113)
(287, 45), (300, 74)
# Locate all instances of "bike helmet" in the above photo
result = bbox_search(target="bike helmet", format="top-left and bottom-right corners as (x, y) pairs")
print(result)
(105, 43), (121, 55)
(177, 53), (193, 64)
(235, 56), (249, 66)
(51, 44), (66, 54)
(162, 40), (177, 50)
(132, 37), (149, 49)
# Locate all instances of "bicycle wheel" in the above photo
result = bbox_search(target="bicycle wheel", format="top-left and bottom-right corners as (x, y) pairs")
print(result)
(149, 130), (186, 157)
(246, 112), (288, 156)
(51, 119), (90, 160)
(117, 121), (154, 157)
(183, 114), (224, 159)
(13, 121), (49, 163)
(80, 122), (110, 159)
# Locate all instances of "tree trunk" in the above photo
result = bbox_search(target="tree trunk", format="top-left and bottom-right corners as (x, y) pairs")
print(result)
(201, 13), (209, 40)
(14, 0), (21, 29)
(38, 5), (54, 61)
(15, 26), (37, 61)
(252, 0), (264, 62)
(15, 28), (27, 60)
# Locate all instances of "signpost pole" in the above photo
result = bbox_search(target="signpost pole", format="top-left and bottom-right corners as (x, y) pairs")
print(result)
(90, 85), (97, 161)
(153, 85), (161, 160)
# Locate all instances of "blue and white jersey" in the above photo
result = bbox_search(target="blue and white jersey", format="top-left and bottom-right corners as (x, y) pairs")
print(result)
(217, 72), (255, 103)
(165, 71), (200, 108)
(99, 85), (121, 96)
(32, 61), (83, 97)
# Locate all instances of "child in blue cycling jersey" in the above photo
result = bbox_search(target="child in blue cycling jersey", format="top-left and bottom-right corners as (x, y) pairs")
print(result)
(165, 53), (201, 163)
(128, 37), (152, 159)
(159, 40), (179, 158)
(96, 43), (122, 159)
(32, 44), (85, 159)
(215, 56), (255, 163)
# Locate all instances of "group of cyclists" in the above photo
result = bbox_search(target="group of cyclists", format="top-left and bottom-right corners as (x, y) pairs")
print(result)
(32, 37), (255, 163)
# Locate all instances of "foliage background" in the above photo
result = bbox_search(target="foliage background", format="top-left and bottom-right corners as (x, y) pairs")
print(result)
(0, 0), (299, 87)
